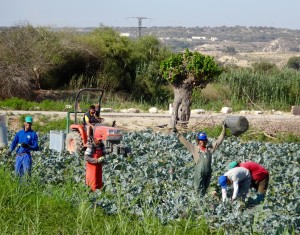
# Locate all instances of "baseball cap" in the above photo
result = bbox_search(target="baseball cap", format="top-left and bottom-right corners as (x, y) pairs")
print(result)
(228, 161), (238, 169)
(25, 116), (33, 123)
(218, 175), (227, 189)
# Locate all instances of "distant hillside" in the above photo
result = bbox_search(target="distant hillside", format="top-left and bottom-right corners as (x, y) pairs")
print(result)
(113, 26), (300, 67)
(46, 25), (300, 67)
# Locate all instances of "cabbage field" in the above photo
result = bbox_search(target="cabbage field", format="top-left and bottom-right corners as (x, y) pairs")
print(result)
(2, 129), (300, 234)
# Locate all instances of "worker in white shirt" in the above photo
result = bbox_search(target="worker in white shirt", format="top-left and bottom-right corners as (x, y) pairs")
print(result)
(218, 167), (251, 202)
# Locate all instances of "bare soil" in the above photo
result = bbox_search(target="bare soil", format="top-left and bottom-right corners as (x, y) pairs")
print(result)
(5, 111), (300, 138)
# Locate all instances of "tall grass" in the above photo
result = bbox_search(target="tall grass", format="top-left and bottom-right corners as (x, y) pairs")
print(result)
(217, 68), (300, 111)
(0, 168), (218, 234)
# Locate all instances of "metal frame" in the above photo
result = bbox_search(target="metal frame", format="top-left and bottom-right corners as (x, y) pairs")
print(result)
(66, 88), (104, 133)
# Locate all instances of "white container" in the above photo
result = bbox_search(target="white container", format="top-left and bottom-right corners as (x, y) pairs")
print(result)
(49, 130), (66, 152)
(0, 113), (8, 148)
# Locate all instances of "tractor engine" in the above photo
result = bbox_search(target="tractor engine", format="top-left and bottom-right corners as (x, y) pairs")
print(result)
(93, 124), (126, 155)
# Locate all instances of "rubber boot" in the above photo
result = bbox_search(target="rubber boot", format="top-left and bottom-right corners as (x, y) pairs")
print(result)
(256, 193), (265, 203)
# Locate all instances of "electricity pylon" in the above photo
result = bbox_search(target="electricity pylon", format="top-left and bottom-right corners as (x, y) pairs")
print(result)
(131, 17), (150, 37)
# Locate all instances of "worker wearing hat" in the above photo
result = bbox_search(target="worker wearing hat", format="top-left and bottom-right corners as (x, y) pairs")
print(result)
(173, 122), (226, 196)
(218, 167), (251, 202)
(8, 116), (39, 178)
(228, 161), (269, 203)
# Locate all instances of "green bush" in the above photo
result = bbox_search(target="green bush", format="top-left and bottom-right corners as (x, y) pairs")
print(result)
(286, 56), (300, 70)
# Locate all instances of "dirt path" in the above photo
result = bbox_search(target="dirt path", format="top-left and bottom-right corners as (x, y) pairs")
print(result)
(3, 110), (300, 136)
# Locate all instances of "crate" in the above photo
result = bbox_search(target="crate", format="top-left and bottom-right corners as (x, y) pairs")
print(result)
(49, 130), (66, 152)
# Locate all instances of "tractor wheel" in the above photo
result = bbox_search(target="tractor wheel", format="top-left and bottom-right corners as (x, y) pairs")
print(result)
(65, 131), (83, 154)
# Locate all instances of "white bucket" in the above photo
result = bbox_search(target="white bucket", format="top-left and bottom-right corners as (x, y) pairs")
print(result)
(0, 113), (8, 148)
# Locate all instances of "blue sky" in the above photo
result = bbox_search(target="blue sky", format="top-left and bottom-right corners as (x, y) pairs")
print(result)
(1, 0), (300, 30)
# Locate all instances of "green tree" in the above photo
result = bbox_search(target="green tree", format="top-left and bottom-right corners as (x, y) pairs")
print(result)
(132, 36), (172, 104)
(78, 27), (135, 92)
(252, 61), (278, 73)
(160, 49), (222, 126)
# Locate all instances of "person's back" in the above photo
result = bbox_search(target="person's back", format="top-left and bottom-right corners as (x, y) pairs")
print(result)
(239, 161), (269, 182)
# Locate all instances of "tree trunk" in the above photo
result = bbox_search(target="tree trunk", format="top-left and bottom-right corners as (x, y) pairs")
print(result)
(170, 82), (193, 128)
(33, 66), (41, 90)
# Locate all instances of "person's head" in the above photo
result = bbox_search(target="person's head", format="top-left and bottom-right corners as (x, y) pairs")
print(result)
(94, 137), (102, 146)
(89, 105), (96, 115)
(218, 175), (228, 189)
(24, 116), (33, 131)
(228, 161), (239, 169)
(197, 132), (208, 147)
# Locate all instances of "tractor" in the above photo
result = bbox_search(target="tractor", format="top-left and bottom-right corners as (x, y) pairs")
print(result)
(65, 88), (127, 155)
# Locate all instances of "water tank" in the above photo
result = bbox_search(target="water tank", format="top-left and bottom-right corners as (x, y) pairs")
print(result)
(0, 113), (8, 148)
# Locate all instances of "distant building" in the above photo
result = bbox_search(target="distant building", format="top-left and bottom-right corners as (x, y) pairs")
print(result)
(120, 33), (130, 37)
(191, 36), (206, 40)
(210, 37), (218, 41)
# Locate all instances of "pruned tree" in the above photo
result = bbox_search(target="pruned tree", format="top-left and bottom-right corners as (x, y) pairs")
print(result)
(0, 24), (66, 99)
(160, 49), (222, 127)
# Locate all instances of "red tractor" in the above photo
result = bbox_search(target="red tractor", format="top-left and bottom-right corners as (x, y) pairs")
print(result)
(65, 88), (126, 155)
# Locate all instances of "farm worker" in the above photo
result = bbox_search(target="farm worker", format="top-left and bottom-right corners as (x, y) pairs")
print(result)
(173, 122), (226, 196)
(228, 161), (269, 203)
(83, 105), (104, 142)
(218, 167), (251, 202)
(7, 116), (39, 178)
(84, 137), (106, 191)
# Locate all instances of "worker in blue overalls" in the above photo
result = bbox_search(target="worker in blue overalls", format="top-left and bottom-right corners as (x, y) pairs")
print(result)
(8, 116), (39, 178)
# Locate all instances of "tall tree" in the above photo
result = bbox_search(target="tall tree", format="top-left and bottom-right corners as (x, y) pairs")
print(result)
(160, 49), (222, 127)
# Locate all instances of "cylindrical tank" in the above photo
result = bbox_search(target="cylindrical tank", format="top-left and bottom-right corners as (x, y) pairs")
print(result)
(224, 115), (249, 136)
(0, 113), (8, 149)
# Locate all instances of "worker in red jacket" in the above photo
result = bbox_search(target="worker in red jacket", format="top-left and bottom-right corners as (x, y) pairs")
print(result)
(84, 138), (106, 191)
(228, 161), (269, 203)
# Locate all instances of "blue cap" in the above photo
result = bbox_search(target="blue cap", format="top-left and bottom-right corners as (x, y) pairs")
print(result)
(25, 116), (33, 123)
(218, 175), (227, 189)
(197, 132), (207, 140)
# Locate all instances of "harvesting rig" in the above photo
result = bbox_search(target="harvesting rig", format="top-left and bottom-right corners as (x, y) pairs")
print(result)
(65, 88), (127, 155)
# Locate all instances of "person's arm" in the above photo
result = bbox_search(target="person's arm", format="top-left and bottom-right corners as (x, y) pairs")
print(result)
(177, 134), (199, 163)
(96, 116), (104, 123)
(221, 188), (227, 202)
(29, 132), (39, 151)
(211, 123), (226, 151)
(84, 155), (99, 164)
(9, 132), (19, 152)
(231, 181), (239, 201)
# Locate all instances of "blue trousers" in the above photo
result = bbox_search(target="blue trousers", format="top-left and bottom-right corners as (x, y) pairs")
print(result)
(15, 153), (32, 177)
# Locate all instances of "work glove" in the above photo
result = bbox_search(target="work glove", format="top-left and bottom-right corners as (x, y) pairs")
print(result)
(21, 142), (30, 148)
(84, 145), (93, 156)
(97, 156), (105, 163)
